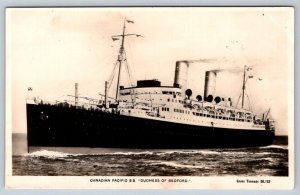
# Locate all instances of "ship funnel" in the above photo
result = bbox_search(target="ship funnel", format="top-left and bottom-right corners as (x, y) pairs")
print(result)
(204, 71), (217, 99)
(173, 61), (189, 96)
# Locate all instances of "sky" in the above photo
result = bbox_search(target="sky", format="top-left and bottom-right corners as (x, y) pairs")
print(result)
(6, 8), (293, 135)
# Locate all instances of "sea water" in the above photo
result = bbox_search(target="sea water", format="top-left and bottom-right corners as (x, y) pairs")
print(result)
(12, 133), (288, 176)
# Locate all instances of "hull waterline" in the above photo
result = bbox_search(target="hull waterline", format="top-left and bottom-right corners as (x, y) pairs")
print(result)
(26, 104), (275, 149)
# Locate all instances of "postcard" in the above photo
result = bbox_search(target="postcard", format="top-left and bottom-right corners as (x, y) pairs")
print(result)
(5, 7), (294, 189)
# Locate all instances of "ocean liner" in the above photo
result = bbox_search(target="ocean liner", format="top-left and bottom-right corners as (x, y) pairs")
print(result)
(26, 19), (275, 149)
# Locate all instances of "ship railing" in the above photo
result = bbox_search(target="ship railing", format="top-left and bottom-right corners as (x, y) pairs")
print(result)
(35, 98), (151, 116)
(252, 119), (273, 130)
(254, 120), (265, 126)
(192, 107), (254, 123)
(253, 124), (266, 129)
(36, 99), (107, 111)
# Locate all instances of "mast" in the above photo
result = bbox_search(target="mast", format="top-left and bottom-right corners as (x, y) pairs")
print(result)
(110, 18), (142, 102)
(75, 83), (78, 107)
(115, 19), (126, 100)
(241, 65), (246, 109)
(105, 81), (109, 108)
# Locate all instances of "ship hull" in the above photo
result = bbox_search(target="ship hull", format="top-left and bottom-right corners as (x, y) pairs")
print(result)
(26, 104), (275, 149)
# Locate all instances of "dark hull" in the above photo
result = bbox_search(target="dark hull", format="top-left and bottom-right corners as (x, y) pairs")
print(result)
(26, 104), (275, 149)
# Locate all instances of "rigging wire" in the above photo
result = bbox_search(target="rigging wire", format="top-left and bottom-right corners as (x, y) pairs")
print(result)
(123, 49), (134, 87)
(246, 94), (253, 111)
(126, 39), (137, 84)
(247, 80), (256, 113)
(235, 94), (242, 109)
(108, 61), (118, 90)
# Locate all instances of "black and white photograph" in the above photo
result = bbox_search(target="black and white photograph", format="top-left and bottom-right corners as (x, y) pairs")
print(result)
(5, 7), (294, 189)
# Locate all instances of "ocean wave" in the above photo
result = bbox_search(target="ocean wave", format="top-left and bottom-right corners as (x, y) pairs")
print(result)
(250, 152), (271, 156)
(217, 151), (248, 155)
(197, 150), (221, 155)
(23, 145), (287, 158)
(25, 148), (222, 157)
(78, 150), (217, 156)
(152, 149), (222, 155)
(261, 157), (275, 162)
(15, 146), (289, 176)
(150, 161), (205, 169)
(260, 145), (288, 150)
(25, 149), (159, 157)
(104, 151), (156, 156)
(23, 150), (72, 158)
